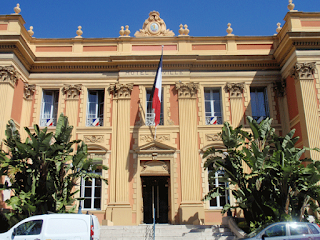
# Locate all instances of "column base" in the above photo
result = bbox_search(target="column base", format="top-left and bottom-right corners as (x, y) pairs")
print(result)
(106, 203), (133, 225)
(179, 202), (205, 225)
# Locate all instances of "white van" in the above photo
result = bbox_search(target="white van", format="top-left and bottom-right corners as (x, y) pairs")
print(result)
(0, 213), (100, 240)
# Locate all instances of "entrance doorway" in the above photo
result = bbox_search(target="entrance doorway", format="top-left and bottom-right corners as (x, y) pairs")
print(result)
(141, 176), (169, 224)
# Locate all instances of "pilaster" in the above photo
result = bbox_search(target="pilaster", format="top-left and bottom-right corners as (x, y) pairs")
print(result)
(62, 84), (82, 139)
(175, 82), (204, 224)
(274, 79), (290, 135)
(107, 83), (133, 225)
(225, 83), (245, 127)
(0, 66), (19, 144)
(292, 62), (320, 159)
(20, 83), (36, 140)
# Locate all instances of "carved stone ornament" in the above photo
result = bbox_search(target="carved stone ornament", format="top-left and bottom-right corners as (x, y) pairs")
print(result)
(84, 135), (104, 143)
(134, 141), (176, 155)
(225, 83), (245, 98)
(273, 79), (286, 97)
(292, 62), (316, 80)
(62, 84), (82, 99)
(206, 134), (222, 141)
(108, 83), (133, 99)
(140, 134), (170, 143)
(141, 160), (170, 176)
(0, 66), (19, 87)
(175, 82), (199, 99)
(24, 83), (36, 100)
(134, 11), (175, 37)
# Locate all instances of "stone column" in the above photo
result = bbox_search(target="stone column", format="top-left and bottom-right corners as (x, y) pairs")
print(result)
(225, 83), (245, 127)
(274, 79), (291, 135)
(0, 66), (19, 145)
(292, 62), (320, 159)
(175, 82), (204, 224)
(20, 83), (36, 140)
(62, 84), (82, 139)
(107, 83), (133, 225)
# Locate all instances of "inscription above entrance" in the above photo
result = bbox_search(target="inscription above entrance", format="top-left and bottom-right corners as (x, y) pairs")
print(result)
(124, 70), (183, 76)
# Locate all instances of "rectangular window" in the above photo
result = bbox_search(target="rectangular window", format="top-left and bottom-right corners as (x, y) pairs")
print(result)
(40, 90), (59, 127)
(146, 88), (163, 126)
(250, 87), (269, 123)
(86, 90), (104, 127)
(208, 167), (229, 208)
(204, 88), (222, 125)
(80, 169), (102, 210)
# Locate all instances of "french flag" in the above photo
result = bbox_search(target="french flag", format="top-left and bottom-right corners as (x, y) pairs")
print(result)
(92, 118), (100, 126)
(210, 116), (217, 125)
(150, 52), (163, 127)
(46, 119), (53, 127)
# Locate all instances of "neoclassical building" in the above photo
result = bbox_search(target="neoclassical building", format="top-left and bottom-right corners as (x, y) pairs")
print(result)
(0, 3), (320, 226)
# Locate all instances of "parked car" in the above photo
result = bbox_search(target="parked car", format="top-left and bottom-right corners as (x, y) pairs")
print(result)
(0, 213), (100, 240)
(240, 221), (320, 240)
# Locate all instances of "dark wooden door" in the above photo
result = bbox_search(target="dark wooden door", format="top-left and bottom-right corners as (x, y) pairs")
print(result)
(142, 176), (169, 224)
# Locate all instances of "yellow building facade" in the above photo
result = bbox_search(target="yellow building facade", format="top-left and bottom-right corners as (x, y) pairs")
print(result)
(1, 4), (320, 226)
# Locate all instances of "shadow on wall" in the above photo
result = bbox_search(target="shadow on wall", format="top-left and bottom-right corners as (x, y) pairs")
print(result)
(180, 212), (204, 225)
(0, 209), (10, 233)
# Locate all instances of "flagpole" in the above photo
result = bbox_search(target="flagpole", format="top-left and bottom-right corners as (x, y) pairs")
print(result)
(154, 45), (163, 141)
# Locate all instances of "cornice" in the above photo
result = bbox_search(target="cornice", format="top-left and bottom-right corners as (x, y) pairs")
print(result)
(26, 35), (276, 44)
(0, 15), (25, 24)
(29, 61), (280, 73)
(0, 36), (36, 70)
(284, 11), (320, 21)
(29, 54), (279, 73)
(0, 30), (280, 73)
(274, 32), (320, 68)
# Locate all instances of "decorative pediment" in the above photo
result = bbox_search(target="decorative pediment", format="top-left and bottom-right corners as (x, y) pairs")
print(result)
(141, 160), (170, 176)
(134, 140), (176, 154)
(201, 144), (226, 155)
(87, 144), (108, 154)
(134, 11), (175, 37)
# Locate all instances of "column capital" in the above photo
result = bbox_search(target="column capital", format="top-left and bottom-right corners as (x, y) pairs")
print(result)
(225, 83), (245, 98)
(175, 82), (199, 99)
(273, 79), (286, 97)
(108, 83), (133, 99)
(24, 83), (36, 100)
(0, 65), (19, 87)
(62, 84), (82, 100)
(292, 62), (316, 80)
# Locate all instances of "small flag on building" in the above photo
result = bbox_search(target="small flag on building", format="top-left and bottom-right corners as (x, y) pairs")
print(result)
(92, 118), (100, 126)
(46, 119), (53, 127)
(150, 50), (163, 127)
(210, 116), (217, 125)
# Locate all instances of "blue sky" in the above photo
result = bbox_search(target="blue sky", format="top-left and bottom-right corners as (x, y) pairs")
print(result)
(1, 0), (319, 38)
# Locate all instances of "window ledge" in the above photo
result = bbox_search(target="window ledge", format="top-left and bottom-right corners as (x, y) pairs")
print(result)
(207, 207), (224, 211)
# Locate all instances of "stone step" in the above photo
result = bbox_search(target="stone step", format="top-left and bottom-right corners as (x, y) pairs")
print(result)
(100, 225), (236, 240)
